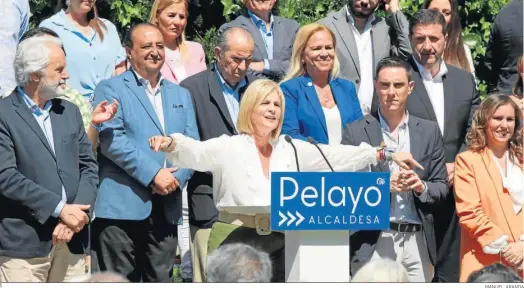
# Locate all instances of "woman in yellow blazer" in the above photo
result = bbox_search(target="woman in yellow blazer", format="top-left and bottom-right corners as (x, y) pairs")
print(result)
(454, 94), (524, 282)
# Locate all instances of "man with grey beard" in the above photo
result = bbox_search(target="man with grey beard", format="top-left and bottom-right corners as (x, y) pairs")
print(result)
(319, 0), (412, 115)
(0, 35), (98, 282)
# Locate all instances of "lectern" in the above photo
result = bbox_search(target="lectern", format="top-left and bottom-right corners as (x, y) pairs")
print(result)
(270, 172), (390, 282)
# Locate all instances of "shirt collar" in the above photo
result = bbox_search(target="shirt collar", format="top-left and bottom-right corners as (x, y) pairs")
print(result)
(53, 10), (96, 41)
(214, 63), (247, 95)
(248, 10), (273, 34)
(346, 5), (376, 30)
(378, 108), (409, 133)
(132, 69), (164, 90)
(414, 58), (448, 81)
(18, 87), (52, 117)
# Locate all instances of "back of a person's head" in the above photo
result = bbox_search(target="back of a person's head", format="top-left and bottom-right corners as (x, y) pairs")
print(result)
(467, 263), (523, 283)
(207, 243), (272, 282)
(84, 272), (130, 283)
(352, 259), (409, 282)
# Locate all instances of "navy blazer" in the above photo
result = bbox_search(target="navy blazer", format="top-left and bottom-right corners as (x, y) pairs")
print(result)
(281, 75), (363, 144)
(93, 71), (199, 225)
(0, 91), (98, 258)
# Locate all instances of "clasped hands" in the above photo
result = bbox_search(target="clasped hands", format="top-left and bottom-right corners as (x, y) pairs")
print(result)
(502, 241), (524, 272)
(390, 169), (425, 194)
(53, 204), (91, 245)
(149, 135), (180, 195)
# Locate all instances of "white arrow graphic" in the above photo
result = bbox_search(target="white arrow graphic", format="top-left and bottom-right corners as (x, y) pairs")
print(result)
(278, 211), (287, 226)
(295, 211), (305, 226)
(287, 211), (296, 226)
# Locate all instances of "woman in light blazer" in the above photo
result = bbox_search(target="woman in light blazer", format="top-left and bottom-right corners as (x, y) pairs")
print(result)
(281, 23), (363, 145)
(454, 94), (524, 281)
(150, 0), (207, 85)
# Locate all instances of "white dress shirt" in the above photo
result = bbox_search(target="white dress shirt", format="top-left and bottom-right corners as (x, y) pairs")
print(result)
(414, 59), (448, 135)
(322, 105), (343, 144)
(347, 7), (375, 115)
(133, 70), (165, 132)
(165, 133), (378, 214)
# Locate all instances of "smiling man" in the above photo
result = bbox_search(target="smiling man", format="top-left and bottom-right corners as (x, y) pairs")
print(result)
(343, 57), (449, 282)
(90, 23), (199, 282)
(403, 9), (480, 282)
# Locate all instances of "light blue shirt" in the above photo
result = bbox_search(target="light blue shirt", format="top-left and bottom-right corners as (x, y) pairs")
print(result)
(378, 110), (426, 225)
(18, 88), (66, 217)
(0, 0), (30, 97)
(40, 10), (126, 102)
(214, 63), (247, 128)
(247, 10), (273, 72)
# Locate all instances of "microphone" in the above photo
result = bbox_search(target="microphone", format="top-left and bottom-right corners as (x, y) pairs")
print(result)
(307, 137), (334, 172)
(284, 135), (300, 172)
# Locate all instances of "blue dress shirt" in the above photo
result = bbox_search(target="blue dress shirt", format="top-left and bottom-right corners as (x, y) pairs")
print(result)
(214, 63), (247, 128)
(0, 0), (29, 96)
(248, 10), (274, 72)
(18, 88), (66, 217)
(39, 10), (126, 102)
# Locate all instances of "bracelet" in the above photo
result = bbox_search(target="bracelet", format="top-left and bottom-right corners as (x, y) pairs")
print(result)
(166, 135), (175, 150)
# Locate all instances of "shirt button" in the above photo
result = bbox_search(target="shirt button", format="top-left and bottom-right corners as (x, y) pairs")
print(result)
(356, 79), (360, 84)
(93, 57), (96, 60)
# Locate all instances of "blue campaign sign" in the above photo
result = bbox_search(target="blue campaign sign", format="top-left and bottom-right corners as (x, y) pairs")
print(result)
(270, 172), (390, 231)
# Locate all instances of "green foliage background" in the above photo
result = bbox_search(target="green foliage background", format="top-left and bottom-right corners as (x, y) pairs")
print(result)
(29, 0), (511, 95)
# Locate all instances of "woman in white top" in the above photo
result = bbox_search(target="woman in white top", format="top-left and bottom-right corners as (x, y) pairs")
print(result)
(424, 0), (476, 77)
(149, 79), (422, 282)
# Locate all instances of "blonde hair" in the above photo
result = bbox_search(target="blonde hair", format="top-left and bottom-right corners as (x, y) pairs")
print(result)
(352, 259), (410, 282)
(282, 23), (340, 82)
(237, 79), (285, 141)
(149, 0), (190, 62)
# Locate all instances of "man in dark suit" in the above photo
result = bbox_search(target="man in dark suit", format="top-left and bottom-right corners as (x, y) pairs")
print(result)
(319, 0), (412, 115)
(483, 0), (523, 93)
(400, 9), (480, 282)
(0, 35), (98, 282)
(179, 26), (258, 282)
(344, 57), (449, 282)
(218, 0), (299, 81)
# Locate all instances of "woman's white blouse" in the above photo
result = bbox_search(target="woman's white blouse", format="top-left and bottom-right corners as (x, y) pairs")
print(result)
(166, 134), (378, 214)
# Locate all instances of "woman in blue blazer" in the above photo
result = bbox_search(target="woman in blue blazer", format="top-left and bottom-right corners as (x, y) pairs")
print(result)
(281, 23), (363, 144)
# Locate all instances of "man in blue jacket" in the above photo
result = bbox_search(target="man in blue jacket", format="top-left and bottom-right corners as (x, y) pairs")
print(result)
(91, 23), (199, 282)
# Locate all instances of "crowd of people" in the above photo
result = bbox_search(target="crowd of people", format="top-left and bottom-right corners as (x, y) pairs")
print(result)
(0, 0), (522, 283)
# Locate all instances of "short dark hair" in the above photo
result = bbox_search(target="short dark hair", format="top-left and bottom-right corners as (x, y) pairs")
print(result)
(20, 27), (60, 42)
(375, 57), (412, 82)
(467, 263), (523, 283)
(123, 23), (160, 48)
(409, 9), (447, 37)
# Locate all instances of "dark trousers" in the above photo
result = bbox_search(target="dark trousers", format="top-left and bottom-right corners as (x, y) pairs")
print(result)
(432, 195), (460, 282)
(91, 199), (178, 283)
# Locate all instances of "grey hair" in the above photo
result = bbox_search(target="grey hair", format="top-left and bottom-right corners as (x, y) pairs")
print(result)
(352, 259), (409, 282)
(14, 36), (63, 87)
(207, 243), (272, 282)
(217, 26), (253, 56)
